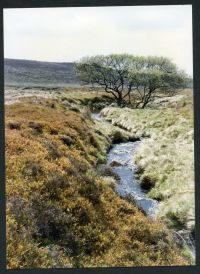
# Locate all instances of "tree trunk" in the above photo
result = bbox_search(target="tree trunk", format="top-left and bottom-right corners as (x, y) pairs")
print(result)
(141, 100), (149, 108)
(128, 92), (131, 104)
(117, 93), (122, 106)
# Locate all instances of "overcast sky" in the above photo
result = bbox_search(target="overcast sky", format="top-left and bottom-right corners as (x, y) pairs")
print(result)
(3, 5), (193, 76)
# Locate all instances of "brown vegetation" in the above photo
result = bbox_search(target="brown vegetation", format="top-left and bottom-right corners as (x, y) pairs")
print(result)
(6, 97), (187, 268)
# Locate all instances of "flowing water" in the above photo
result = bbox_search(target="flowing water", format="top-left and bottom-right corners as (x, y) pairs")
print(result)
(92, 112), (159, 217)
(91, 112), (103, 121)
(92, 111), (195, 259)
(107, 142), (159, 218)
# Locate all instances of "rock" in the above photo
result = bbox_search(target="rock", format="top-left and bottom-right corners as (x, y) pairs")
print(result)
(109, 161), (122, 167)
(60, 135), (74, 146)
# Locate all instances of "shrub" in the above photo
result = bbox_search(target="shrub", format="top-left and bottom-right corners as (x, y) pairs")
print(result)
(8, 122), (21, 130)
(78, 180), (102, 205)
(41, 172), (70, 200)
(7, 197), (37, 236)
(60, 135), (74, 146)
(28, 122), (43, 134)
(97, 164), (120, 180)
(6, 97), (188, 268)
(24, 161), (43, 179)
(89, 134), (101, 149)
(140, 175), (155, 190)
(43, 141), (63, 158)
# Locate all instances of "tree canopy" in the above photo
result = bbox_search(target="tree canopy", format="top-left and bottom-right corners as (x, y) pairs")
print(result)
(75, 54), (188, 107)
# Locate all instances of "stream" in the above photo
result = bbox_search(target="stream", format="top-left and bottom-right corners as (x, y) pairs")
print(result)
(91, 111), (195, 260)
(5, 90), (195, 261)
(92, 112), (159, 218)
(107, 142), (159, 218)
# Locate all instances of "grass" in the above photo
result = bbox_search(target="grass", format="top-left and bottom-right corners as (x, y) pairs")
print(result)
(6, 96), (187, 268)
(101, 90), (194, 234)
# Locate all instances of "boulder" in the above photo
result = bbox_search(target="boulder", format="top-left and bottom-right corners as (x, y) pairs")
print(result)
(109, 161), (122, 167)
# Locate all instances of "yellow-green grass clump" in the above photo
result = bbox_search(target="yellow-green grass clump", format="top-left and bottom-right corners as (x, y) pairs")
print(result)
(101, 92), (194, 233)
(6, 97), (187, 268)
(60, 88), (115, 111)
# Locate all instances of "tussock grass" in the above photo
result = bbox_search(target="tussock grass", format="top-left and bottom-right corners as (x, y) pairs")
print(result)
(101, 91), (194, 233)
(6, 97), (187, 268)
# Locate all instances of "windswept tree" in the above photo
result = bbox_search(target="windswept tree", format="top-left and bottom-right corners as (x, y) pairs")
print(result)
(128, 56), (188, 108)
(75, 54), (188, 107)
(75, 54), (135, 106)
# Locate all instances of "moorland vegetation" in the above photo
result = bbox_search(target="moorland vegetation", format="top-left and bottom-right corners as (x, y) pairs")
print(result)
(6, 96), (189, 268)
(5, 54), (194, 268)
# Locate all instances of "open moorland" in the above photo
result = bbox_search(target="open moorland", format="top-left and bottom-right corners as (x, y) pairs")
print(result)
(5, 56), (195, 268)
(5, 85), (194, 268)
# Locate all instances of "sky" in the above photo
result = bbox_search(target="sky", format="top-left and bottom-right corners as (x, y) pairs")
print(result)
(3, 5), (193, 76)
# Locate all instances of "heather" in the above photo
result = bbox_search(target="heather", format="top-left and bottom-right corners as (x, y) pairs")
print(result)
(6, 97), (187, 268)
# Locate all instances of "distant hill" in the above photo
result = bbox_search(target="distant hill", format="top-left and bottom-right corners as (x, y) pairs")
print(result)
(4, 58), (193, 89)
(4, 58), (80, 87)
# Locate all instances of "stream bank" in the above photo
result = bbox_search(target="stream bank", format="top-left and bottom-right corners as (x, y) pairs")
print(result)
(92, 112), (159, 218)
(6, 95), (193, 267)
(91, 111), (195, 262)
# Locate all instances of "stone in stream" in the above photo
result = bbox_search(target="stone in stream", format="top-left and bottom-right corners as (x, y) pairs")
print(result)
(109, 160), (122, 167)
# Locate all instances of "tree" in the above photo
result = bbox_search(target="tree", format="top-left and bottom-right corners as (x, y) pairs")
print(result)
(128, 56), (188, 108)
(75, 55), (188, 108)
(75, 54), (135, 106)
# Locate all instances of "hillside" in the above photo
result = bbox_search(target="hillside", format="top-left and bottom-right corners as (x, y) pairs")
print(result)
(4, 58), (193, 89)
(4, 58), (79, 87)
(6, 96), (187, 268)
